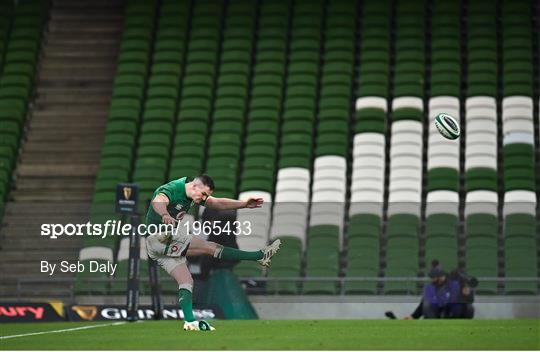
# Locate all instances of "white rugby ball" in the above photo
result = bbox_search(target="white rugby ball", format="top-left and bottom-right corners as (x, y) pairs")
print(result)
(434, 113), (460, 140)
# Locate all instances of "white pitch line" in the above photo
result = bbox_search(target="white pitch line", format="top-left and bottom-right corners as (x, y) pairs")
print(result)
(0, 321), (127, 340)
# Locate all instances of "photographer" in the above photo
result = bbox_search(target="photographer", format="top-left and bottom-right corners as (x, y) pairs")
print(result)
(422, 268), (458, 319)
(447, 268), (478, 319)
(388, 260), (478, 320)
(403, 260), (440, 319)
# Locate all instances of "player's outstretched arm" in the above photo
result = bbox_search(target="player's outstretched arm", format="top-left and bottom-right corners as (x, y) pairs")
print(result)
(204, 196), (263, 210)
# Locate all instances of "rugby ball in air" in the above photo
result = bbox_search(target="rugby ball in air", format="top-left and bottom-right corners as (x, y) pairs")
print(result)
(434, 113), (460, 140)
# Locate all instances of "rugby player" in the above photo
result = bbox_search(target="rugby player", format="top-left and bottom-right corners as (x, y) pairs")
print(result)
(145, 174), (280, 331)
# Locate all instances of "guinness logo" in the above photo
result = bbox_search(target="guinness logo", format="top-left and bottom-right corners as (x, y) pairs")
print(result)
(123, 187), (132, 200)
(71, 305), (97, 321)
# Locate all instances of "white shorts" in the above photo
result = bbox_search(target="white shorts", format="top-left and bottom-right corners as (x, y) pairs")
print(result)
(145, 230), (193, 274)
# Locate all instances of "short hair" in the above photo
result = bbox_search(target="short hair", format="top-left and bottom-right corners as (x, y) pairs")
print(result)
(195, 174), (215, 191)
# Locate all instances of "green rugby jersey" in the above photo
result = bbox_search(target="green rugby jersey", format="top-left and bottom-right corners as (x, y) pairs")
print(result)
(145, 177), (194, 225)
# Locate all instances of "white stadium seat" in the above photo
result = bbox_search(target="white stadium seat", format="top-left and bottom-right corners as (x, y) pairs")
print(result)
(277, 167), (311, 183)
(275, 190), (310, 203)
(429, 95), (459, 109)
(465, 156), (497, 170)
(352, 167), (384, 179)
(314, 155), (346, 170)
(390, 144), (422, 158)
(355, 96), (388, 111)
(354, 132), (385, 146)
(392, 96), (424, 111)
(503, 190), (537, 216)
(79, 246), (114, 262)
(270, 223), (306, 244)
(276, 179), (310, 193)
(465, 190), (498, 216)
(467, 107), (497, 121)
(239, 191), (272, 202)
(502, 106), (533, 121)
(428, 156), (459, 170)
(466, 144), (497, 158)
(353, 144), (385, 158)
(349, 201), (384, 217)
(390, 156), (422, 170)
(503, 132), (535, 145)
(466, 131), (497, 146)
(502, 96), (533, 111)
(467, 119), (497, 134)
(237, 235), (268, 251)
(392, 119), (423, 134)
(503, 119), (534, 135)
(392, 132), (423, 146)
(312, 180), (346, 194)
(312, 190), (345, 203)
(313, 168), (347, 181)
(466, 96), (496, 110)
(353, 156), (385, 169)
(426, 190), (459, 216)
(351, 180), (384, 193)
(428, 144), (460, 159)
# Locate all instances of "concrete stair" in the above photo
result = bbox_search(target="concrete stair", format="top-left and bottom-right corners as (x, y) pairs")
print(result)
(0, 0), (124, 302)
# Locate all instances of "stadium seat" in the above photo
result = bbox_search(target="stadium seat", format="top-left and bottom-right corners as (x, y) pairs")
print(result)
(0, 0), (45, 207)
(347, 2), (391, 290)
(235, 0), (292, 279)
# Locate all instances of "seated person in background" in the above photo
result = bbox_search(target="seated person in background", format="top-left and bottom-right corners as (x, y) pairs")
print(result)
(404, 260), (441, 319)
(422, 267), (459, 319)
(403, 264), (478, 320)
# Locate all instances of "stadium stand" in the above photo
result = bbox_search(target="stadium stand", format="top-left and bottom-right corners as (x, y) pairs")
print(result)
(302, 0), (355, 295)
(234, 0), (291, 278)
(0, 0), (125, 299)
(382, 0), (427, 294)
(0, 0), (46, 215)
(107, 0), (538, 296)
(463, 0), (501, 294)
(0, 0), (538, 300)
(265, 0), (323, 294)
(0, 0), (13, 218)
(346, 0), (390, 295)
(220, 0), (271, 279)
(424, 0), (461, 274)
(77, 0), (155, 294)
(500, 0), (538, 294)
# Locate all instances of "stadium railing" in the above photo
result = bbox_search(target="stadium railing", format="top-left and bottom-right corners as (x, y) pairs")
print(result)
(4, 276), (539, 300)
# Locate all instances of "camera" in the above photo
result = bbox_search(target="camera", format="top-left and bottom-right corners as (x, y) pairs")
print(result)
(449, 269), (479, 288)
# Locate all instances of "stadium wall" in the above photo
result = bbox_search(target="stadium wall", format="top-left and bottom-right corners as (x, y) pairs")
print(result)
(249, 296), (540, 319)
(76, 295), (540, 319)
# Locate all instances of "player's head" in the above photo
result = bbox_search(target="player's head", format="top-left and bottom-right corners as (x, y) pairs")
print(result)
(190, 174), (215, 204)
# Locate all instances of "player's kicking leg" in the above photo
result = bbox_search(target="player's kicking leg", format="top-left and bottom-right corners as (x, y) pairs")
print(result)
(187, 237), (282, 267)
(169, 263), (216, 331)
(146, 234), (215, 331)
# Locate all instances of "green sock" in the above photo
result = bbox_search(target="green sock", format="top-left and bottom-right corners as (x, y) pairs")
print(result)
(178, 288), (195, 322)
(215, 246), (263, 261)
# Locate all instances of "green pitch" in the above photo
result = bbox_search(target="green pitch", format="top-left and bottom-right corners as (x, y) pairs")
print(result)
(1, 320), (539, 350)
